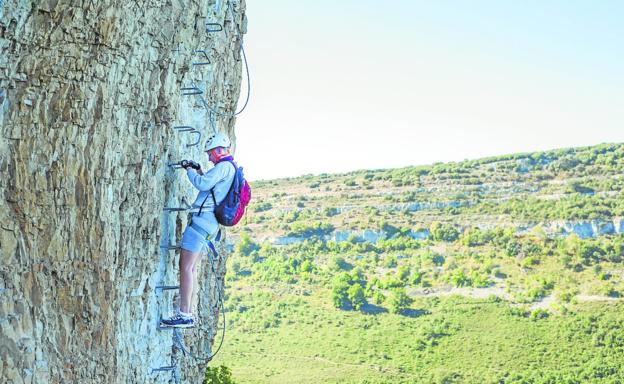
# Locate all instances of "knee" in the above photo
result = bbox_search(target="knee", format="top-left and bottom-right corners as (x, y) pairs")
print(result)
(179, 253), (196, 274)
(181, 263), (194, 275)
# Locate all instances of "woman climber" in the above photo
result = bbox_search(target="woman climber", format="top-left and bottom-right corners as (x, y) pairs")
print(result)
(161, 132), (236, 328)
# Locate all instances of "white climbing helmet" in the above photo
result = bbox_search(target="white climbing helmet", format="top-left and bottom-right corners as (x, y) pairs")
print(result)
(204, 132), (231, 152)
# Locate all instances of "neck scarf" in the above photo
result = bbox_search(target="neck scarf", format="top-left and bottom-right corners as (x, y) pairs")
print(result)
(214, 154), (234, 164)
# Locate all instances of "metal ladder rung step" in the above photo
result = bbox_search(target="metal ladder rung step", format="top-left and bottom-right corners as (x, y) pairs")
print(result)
(156, 285), (180, 291)
(163, 207), (190, 212)
(206, 23), (223, 32)
(193, 50), (211, 66)
(151, 365), (176, 373)
(181, 86), (203, 96)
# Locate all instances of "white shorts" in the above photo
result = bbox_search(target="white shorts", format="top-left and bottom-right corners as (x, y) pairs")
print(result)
(180, 225), (210, 253)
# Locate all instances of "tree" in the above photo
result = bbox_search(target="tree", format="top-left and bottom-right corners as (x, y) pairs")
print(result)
(372, 290), (386, 305)
(409, 270), (423, 285)
(388, 288), (413, 314)
(397, 266), (411, 282)
(236, 233), (259, 256)
(331, 273), (352, 309)
(347, 283), (367, 310)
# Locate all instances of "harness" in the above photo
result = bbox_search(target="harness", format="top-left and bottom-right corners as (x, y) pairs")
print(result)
(189, 221), (222, 244)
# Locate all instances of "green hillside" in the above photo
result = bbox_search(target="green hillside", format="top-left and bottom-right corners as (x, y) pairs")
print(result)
(211, 143), (624, 384)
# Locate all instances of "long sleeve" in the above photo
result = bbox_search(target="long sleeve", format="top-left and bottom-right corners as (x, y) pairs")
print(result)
(186, 164), (228, 191)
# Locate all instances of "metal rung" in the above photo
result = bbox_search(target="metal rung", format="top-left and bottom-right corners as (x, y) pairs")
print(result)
(193, 50), (210, 66)
(206, 23), (223, 32)
(172, 126), (202, 147)
(164, 197), (191, 212)
(185, 131), (201, 147)
(151, 365), (176, 373)
(160, 244), (179, 251)
(181, 86), (202, 96)
(173, 125), (195, 132)
(167, 162), (183, 169)
(156, 285), (180, 291)
(163, 207), (189, 212)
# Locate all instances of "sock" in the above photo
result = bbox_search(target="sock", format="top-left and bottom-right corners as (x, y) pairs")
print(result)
(179, 310), (193, 319)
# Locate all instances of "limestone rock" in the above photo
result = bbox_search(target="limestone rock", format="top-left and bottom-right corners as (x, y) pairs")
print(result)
(0, 0), (247, 382)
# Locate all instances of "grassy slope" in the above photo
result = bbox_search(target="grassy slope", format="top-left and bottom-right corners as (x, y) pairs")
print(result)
(211, 143), (624, 383)
(215, 282), (624, 383)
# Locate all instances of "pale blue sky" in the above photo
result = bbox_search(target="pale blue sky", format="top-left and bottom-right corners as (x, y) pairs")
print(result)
(233, 0), (623, 181)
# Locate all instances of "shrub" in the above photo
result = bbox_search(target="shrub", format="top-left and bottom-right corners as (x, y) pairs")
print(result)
(421, 250), (445, 266)
(204, 365), (236, 384)
(430, 222), (460, 242)
(383, 255), (398, 268)
(299, 259), (314, 273)
(521, 256), (540, 268)
(397, 266), (410, 282)
(450, 269), (470, 287)
(409, 270), (423, 285)
(388, 288), (413, 314)
(288, 222), (334, 238)
(568, 181), (595, 194)
(323, 207), (339, 217)
(372, 290), (386, 305)
(530, 309), (550, 320)
(329, 255), (352, 271)
(461, 228), (494, 246)
(252, 202), (273, 212)
(236, 233), (259, 257)
(469, 271), (490, 288)
(348, 283), (367, 310)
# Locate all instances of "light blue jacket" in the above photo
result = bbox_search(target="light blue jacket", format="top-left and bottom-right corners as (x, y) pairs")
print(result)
(186, 160), (236, 237)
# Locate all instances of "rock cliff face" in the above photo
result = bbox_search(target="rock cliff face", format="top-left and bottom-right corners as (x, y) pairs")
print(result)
(0, 0), (247, 382)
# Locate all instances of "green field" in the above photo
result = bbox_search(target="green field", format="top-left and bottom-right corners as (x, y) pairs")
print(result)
(214, 281), (624, 383)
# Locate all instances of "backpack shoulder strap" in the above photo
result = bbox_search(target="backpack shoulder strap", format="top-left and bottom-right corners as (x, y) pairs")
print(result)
(211, 161), (238, 209)
(210, 188), (217, 206)
(198, 192), (211, 215)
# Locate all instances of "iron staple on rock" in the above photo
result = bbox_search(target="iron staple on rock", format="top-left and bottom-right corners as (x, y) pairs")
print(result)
(151, 365), (176, 374)
(155, 285), (180, 292)
(193, 50), (211, 66)
(173, 126), (202, 147)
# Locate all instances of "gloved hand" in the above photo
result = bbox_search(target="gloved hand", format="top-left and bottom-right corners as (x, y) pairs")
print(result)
(180, 159), (201, 170)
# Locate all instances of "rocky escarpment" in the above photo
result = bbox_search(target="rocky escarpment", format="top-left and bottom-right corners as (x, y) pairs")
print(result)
(268, 218), (624, 246)
(0, 0), (246, 383)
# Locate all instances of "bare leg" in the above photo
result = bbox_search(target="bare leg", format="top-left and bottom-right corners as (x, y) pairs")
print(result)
(191, 257), (200, 312)
(179, 249), (201, 314)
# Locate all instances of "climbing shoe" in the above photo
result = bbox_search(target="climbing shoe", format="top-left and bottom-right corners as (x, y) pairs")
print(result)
(160, 313), (195, 328)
